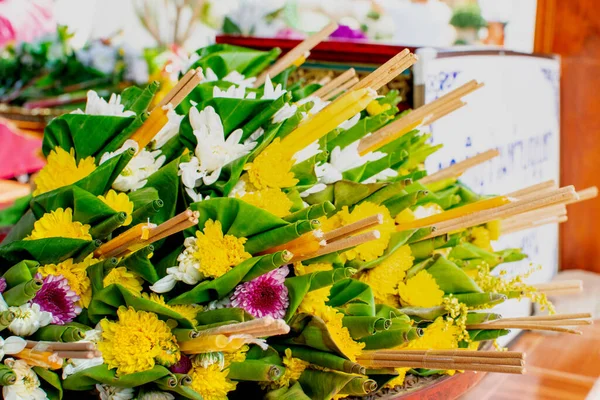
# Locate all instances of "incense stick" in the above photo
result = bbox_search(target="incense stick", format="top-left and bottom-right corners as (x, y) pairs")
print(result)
(254, 22), (338, 87)
(291, 230), (381, 263)
(426, 100), (466, 125)
(169, 68), (204, 107)
(420, 149), (500, 185)
(312, 68), (357, 99)
(532, 280), (583, 292)
(359, 350), (525, 359)
(359, 359), (525, 374)
(466, 322), (582, 334)
(499, 313), (591, 322)
(156, 68), (196, 108)
(507, 180), (558, 198)
(197, 317), (276, 336)
(322, 214), (383, 242)
(354, 49), (416, 91)
(324, 77), (361, 101)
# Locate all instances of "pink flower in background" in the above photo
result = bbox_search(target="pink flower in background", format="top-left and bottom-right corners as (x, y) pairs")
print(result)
(31, 274), (81, 325)
(0, 0), (55, 47)
(330, 25), (368, 40)
(275, 28), (306, 40)
(230, 266), (290, 319)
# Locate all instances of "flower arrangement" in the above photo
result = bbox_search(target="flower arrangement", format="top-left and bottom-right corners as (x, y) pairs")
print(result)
(0, 27), (594, 400)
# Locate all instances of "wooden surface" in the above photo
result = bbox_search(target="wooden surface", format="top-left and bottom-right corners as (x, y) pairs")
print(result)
(535, 0), (600, 273)
(460, 323), (600, 400)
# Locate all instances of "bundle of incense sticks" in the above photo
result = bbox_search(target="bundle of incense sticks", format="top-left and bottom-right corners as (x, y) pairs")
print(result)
(419, 149), (499, 185)
(156, 67), (204, 109)
(196, 317), (290, 338)
(311, 68), (357, 100)
(353, 49), (418, 92)
(322, 214), (383, 242)
(25, 340), (99, 359)
(531, 280), (584, 296)
(290, 230), (381, 263)
(94, 210), (199, 259)
(356, 350), (526, 374)
(467, 313), (592, 335)
(358, 80), (483, 155)
(260, 231), (324, 257)
(253, 22), (339, 88)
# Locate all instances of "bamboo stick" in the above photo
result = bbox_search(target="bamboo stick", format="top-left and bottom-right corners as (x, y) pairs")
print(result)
(358, 353), (524, 366)
(358, 350), (524, 359)
(169, 68), (204, 107)
(323, 214), (383, 242)
(312, 68), (356, 99)
(324, 77), (361, 101)
(360, 359), (525, 374)
(148, 210), (194, 239)
(572, 186), (598, 203)
(426, 100), (466, 125)
(291, 230), (381, 263)
(419, 149), (500, 185)
(55, 351), (97, 359)
(502, 215), (567, 235)
(368, 53), (419, 91)
(197, 317), (276, 336)
(466, 323), (582, 334)
(499, 313), (591, 322)
(254, 22), (339, 87)
(354, 49), (418, 91)
(507, 180), (558, 199)
(156, 68), (196, 108)
(532, 280), (582, 292)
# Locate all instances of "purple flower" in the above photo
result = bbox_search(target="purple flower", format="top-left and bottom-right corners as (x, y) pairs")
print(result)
(0, 277), (6, 293)
(31, 274), (81, 325)
(330, 25), (368, 40)
(230, 266), (290, 319)
(170, 354), (192, 374)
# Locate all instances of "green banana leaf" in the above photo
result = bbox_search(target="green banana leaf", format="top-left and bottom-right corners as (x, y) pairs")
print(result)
(120, 81), (160, 116)
(142, 153), (185, 226)
(117, 245), (159, 284)
(382, 190), (428, 217)
(169, 251), (290, 305)
(358, 179), (412, 207)
(3, 278), (42, 306)
(88, 284), (195, 328)
(272, 344), (365, 374)
(244, 219), (319, 255)
(360, 319), (423, 350)
(156, 382), (203, 400)
(304, 180), (387, 209)
(405, 255), (439, 280)
(31, 323), (89, 342)
(62, 364), (175, 390)
(240, 92), (292, 140)
(398, 306), (447, 322)
(465, 312), (502, 325)
(228, 360), (284, 381)
(0, 364), (16, 386)
(326, 108), (398, 152)
(0, 194), (31, 229)
(299, 369), (373, 400)
(42, 113), (135, 160)
(426, 256), (482, 294)
(2, 260), (37, 287)
(196, 308), (254, 326)
(338, 376), (378, 396)
(375, 304), (410, 321)
(283, 202), (335, 223)
(342, 316), (391, 340)
(347, 229), (419, 272)
(265, 382), (311, 400)
(327, 279), (375, 317)
(342, 147), (409, 184)
(191, 44), (281, 79)
(0, 237), (95, 265)
(0, 310), (16, 332)
(452, 293), (507, 307)
(33, 367), (63, 400)
(284, 268), (356, 320)
(466, 329), (510, 342)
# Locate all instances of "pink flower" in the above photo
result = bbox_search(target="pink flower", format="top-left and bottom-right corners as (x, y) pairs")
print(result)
(230, 266), (290, 319)
(31, 274), (81, 325)
(0, 277), (6, 293)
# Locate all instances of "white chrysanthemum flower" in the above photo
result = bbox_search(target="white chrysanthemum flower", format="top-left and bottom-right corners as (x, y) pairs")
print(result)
(190, 106), (256, 185)
(178, 156), (204, 189)
(298, 96), (330, 115)
(96, 384), (135, 400)
(330, 141), (387, 173)
(62, 329), (103, 379)
(244, 127), (264, 145)
(315, 162), (343, 185)
(100, 140), (166, 192)
(0, 337), (26, 361)
(138, 392), (175, 400)
(261, 75), (286, 100)
(206, 296), (232, 311)
(293, 141), (322, 165)
(153, 106), (184, 149)
(213, 85), (256, 99)
(223, 71), (256, 89)
(203, 67), (219, 82)
(8, 303), (52, 336)
(3, 359), (47, 400)
(338, 112), (361, 130)
(72, 91), (135, 117)
(361, 168), (398, 184)
(150, 236), (203, 293)
(76, 41), (117, 75)
(272, 103), (298, 123)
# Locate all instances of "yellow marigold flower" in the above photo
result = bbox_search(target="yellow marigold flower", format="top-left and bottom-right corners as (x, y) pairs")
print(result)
(223, 345), (249, 366)
(486, 220), (501, 241)
(26, 208), (92, 241)
(366, 100), (391, 116)
(397, 270), (444, 308)
(98, 307), (179, 376)
(293, 262), (333, 276)
(190, 364), (237, 400)
(385, 368), (409, 388)
(103, 267), (144, 296)
(298, 287), (331, 315)
(359, 245), (414, 306)
(38, 257), (94, 307)
(141, 292), (201, 325)
(98, 190), (134, 226)
(395, 208), (415, 224)
(244, 138), (298, 189)
(333, 202), (395, 262)
(33, 147), (96, 196)
(239, 188), (293, 217)
(273, 348), (309, 389)
(193, 220), (251, 279)
(469, 226), (493, 251)
(402, 317), (461, 350)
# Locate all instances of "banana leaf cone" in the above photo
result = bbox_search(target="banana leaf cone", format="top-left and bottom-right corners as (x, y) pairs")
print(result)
(304, 180), (387, 209)
(405, 255), (440, 280)
(0, 310), (16, 331)
(195, 308), (254, 326)
(285, 313), (353, 358)
(89, 211), (127, 240)
(128, 199), (164, 227)
(272, 345), (365, 375)
(240, 93), (292, 140)
(327, 279), (376, 317)
(265, 382), (311, 400)
(299, 369), (374, 400)
(453, 292), (507, 307)
(382, 190), (429, 218)
(0, 364), (16, 386)
(87, 257), (118, 296)
(375, 304), (410, 321)
(425, 255), (483, 294)
(466, 329), (511, 342)
(62, 364), (175, 391)
(244, 219), (320, 255)
(449, 243), (503, 266)
(117, 245), (160, 284)
(283, 202), (336, 223)
(88, 284), (195, 328)
(338, 376), (378, 396)
(397, 306), (447, 322)
(358, 179), (412, 207)
(326, 108), (397, 153)
(284, 268), (357, 320)
(466, 312), (502, 325)
(31, 322), (89, 342)
(349, 229), (421, 272)
(228, 360), (285, 382)
(3, 278), (43, 306)
(359, 319), (424, 350)
(0, 237), (94, 265)
(142, 154), (185, 226)
(168, 251), (291, 305)
(2, 260), (36, 287)
(342, 316), (392, 340)
(409, 234), (451, 261)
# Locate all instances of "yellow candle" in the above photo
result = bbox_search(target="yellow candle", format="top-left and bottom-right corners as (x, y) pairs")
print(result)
(179, 334), (230, 354)
(129, 107), (169, 152)
(15, 349), (63, 370)
(396, 196), (511, 231)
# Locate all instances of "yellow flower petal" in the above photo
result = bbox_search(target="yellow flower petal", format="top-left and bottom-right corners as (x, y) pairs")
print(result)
(103, 267), (144, 297)
(26, 208), (92, 241)
(397, 270), (444, 308)
(38, 257), (94, 308)
(239, 188), (293, 218)
(244, 138), (298, 189)
(98, 190), (134, 226)
(33, 147), (96, 196)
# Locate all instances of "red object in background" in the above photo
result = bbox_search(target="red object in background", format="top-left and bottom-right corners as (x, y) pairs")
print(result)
(216, 35), (415, 66)
(0, 122), (45, 179)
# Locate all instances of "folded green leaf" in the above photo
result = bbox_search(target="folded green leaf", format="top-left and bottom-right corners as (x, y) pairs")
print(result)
(0, 237), (93, 265)
(466, 329), (510, 342)
(299, 369), (369, 400)
(0, 310), (16, 332)
(120, 81), (160, 115)
(228, 360), (284, 381)
(0, 364), (16, 386)
(304, 180), (386, 209)
(3, 278), (42, 306)
(272, 344), (365, 374)
(398, 306), (446, 322)
(265, 382), (311, 400)
(62, 364), (174, 390)
(33, 367), (63, 400)
(244, 219), (318, 255)
(117, 245), (159, 284)
(31, 323), (89, 342)
(0, 194), (31, 229)
(283, 202), (336, 223)
(342, 316), (391, 340)
(426, 256), (482, 294)
(2, 260), (36, 288)
(360, 320), (423, 350)
(452, 293), (507, 307)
